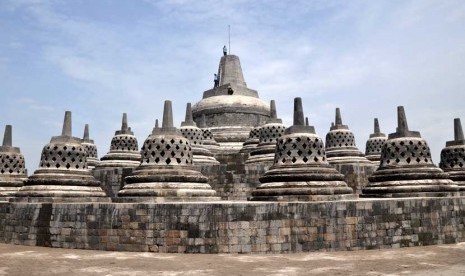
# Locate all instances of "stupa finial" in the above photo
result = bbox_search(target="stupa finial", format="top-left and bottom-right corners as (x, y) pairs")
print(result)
(122, 113), (128, 131)
(2, 125), (12, 147)
(264, 100), (282, 124)
(185, 103), (193, 123)
(374, 118), (380, 134)
(270, 100), (277, 119)
(162, 100), (174, 129)
(62, 111), (72, 137)
(397, 106), (408, 132)
(155, 119), (159, 129)
(293, 97), (305, 126)
(335, 108), (342, 126)
(330, 108), (349, 131)
(389, 106), (421, 139)
(285, 97), (315, 135)
(454, 118), (464, 141)
(83, 124), (90, 141)
(181, 103), (196, 127)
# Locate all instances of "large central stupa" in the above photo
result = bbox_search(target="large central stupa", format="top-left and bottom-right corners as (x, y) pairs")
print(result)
(192, 53), (270, 152)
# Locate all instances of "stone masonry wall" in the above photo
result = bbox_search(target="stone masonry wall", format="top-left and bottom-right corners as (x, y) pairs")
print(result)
(1, 197), (464, 253)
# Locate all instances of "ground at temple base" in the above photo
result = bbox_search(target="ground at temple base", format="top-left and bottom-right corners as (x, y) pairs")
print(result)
(1, 243), (465, 275)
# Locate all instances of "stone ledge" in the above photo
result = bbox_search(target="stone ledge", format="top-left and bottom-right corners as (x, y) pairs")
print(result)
(1, 197), (465, 253)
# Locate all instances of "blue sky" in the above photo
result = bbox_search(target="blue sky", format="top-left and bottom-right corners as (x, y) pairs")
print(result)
(1, 0), (465, 173)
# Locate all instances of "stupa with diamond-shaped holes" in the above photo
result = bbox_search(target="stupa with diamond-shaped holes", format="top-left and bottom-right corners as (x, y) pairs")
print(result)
(363, 106), (459, 197)
(0, 125), (27, 199)
(251, 98), (355, 201)
(117, 100), (220, 202)
(13, 111), (108, 202)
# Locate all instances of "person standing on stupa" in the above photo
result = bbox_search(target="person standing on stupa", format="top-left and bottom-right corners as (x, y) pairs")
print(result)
(214, 73), (219, 88)
(223, 45), (227, 56)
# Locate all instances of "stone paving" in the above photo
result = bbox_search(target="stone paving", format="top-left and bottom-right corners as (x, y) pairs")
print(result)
(1, 243), (465, 275)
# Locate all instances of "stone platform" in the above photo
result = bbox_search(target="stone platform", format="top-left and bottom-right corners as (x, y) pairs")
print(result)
(1, 197), (464, 253)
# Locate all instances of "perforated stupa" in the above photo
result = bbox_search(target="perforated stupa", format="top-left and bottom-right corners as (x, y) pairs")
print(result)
(364, 118), (387, 164)
(192, 52), (270, 152)
(0, 125), (27, 198)
(245, 100), (286, 164)
(81, 124), (99, 169)
(439, 118), (465, 189)
(240, 117), (262, 154)
(325, 108), (372, 165)
(251, 98), (355, 201)
(14, 111), (108, 202)
(117, 100), (220, 202)
(180, 103), (219, 165)
(363, 106), (459, 197)
(198, 114), (221, 154)
(98, 113), (140, 168)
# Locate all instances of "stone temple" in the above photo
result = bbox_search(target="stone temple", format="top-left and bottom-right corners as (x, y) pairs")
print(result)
(192, 54), (270, 152)
(2, 49), (465, 254)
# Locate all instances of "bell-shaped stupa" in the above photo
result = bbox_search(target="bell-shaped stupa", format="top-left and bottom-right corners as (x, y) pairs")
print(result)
(81, 124), (99, 169)
(251, 98), (355, 201)
(14, 111), (108, 202)
(0, 125), (27, 198)
(198, 114), (221, 154)
(364, 118), (387, 164)
(439, 118), (465, 189)
(240, 117), (262, 154)
(363, 106), (459, 197)
(117, 101), (220, 202)
(98, 113), (140, 168)
(325, 108), (372, 165)
(192, 51), (270, 152)
(180, 103), (219, 165)
(245, 100), (286, 164)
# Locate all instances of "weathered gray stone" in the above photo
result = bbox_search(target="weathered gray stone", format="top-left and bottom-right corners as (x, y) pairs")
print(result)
(0, 125), (27, 199)
(325, 108), (373, 166)
(192, 54), (270, 152)
(98, 113), (141, 168)
(81, 124), (99, 169)
(198, 114), (221, 154)
(117, 100), (220, 202)
(246, 100), (286, 164)
(251, 98), (356, 201)
(2, 197), (465, 253)
(439, 118), (465, 189)
(13, 111), (109, 202)
(364, 118), (387, 165)
(180, 103), (219, 165)
(363, 106), (459, 198)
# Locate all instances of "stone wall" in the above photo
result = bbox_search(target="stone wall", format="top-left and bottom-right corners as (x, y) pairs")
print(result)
(93, 167), (135, 198)
(332, 163), (377, 194)
(1, 197), (464, 253)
